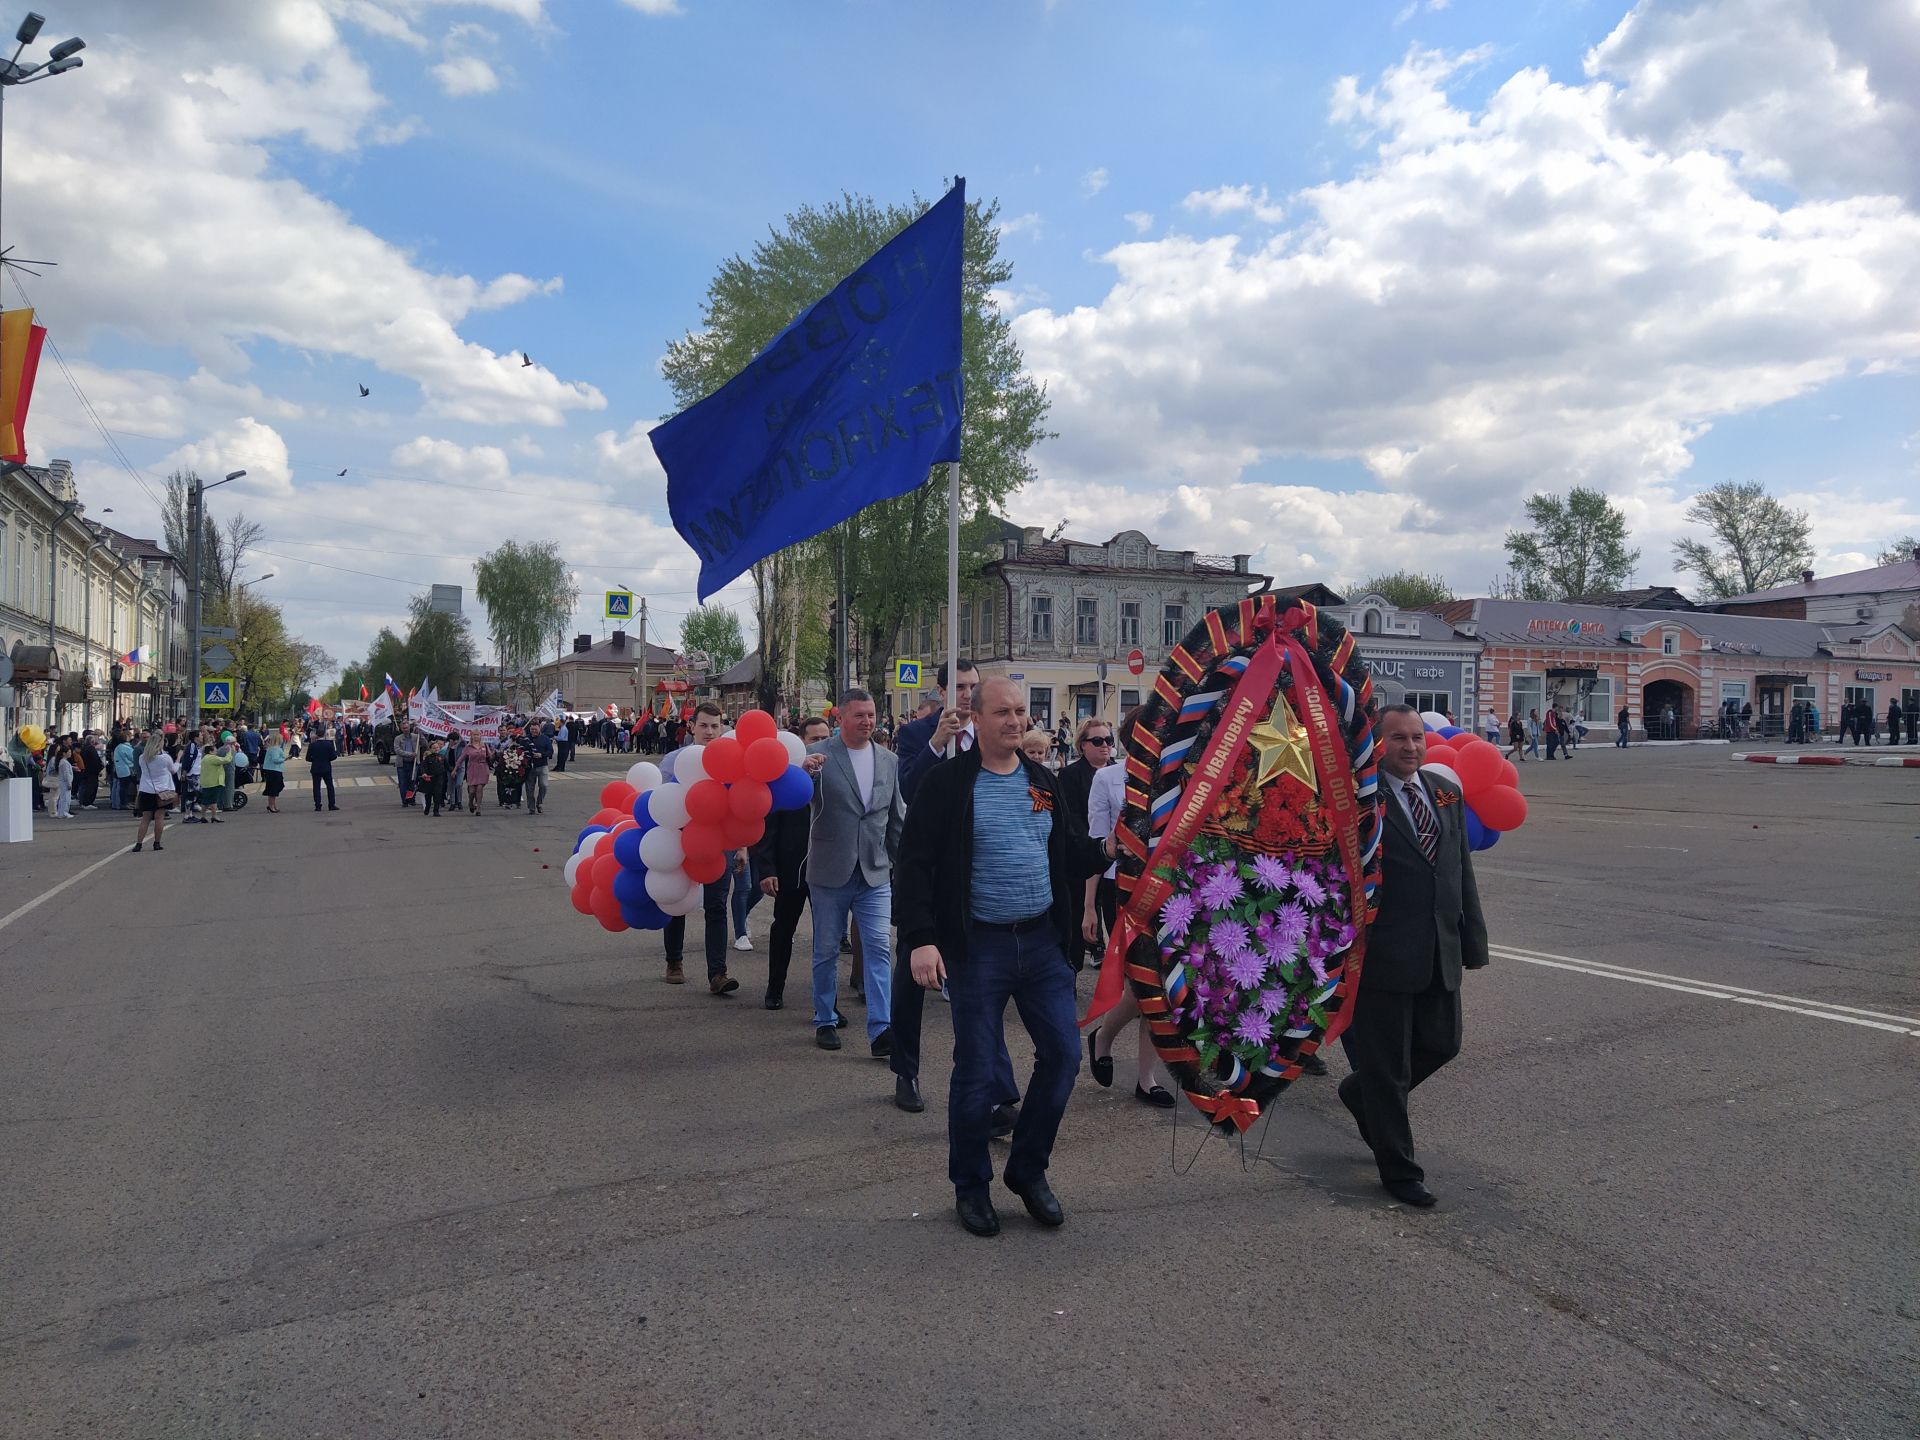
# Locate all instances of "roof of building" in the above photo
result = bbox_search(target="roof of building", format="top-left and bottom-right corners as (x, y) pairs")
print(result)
(1713, 552), (1920, 605)
(985, 520), (1264, 581)
(91, 524), (177, 566)
(1577, 586), (1695, 610)
(542, 634), (677, 668)
(1454, 598), (1887, 658)
(713, 653), (759, 686)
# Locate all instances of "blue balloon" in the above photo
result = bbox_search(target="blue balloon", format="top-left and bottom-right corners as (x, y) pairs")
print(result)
(769, 764), (814, 812)
(1438, 726), (1466, 739)
(612, 827), (646, 870)
(631, 796), (658, 832)
(1462, 806), (1499, 851)
(624, 897), (671, 931)
(612, 867), (650, 907)
(575, 824), (609, 851)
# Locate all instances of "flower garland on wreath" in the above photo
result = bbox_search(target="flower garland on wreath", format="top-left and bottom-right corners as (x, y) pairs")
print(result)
(1088, 595), (1384, 1132)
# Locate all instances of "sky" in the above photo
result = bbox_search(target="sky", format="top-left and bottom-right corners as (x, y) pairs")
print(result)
(9, 0), (1919, 677)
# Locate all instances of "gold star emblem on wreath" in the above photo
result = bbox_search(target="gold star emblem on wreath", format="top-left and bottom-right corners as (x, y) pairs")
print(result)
(1249, 685), (1319, 796)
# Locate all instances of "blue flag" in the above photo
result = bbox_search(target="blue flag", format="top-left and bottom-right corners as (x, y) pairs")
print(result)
(653, 180), (966, 600)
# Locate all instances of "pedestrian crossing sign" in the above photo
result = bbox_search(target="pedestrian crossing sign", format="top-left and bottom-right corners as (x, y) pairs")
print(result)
(894, 660), (922, 688)
(605, 590), (634, 620)
(201, 678), (235, 709)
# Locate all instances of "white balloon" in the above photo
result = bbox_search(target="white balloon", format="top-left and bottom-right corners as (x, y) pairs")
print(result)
(645, 866), (693, 905)
(662, 885), (704, 916)
(638, 826), (685, 871)
(625, 760), (663, 793)
(580, 830), (610, 857)
(1420, 710), (1449, 730)
(778, 730), (806, 766)
(646, 783), (689, 830)
(1419, 761), (1462, 790)
(564, 853), (586, 887)
(676, 746), (708, 785)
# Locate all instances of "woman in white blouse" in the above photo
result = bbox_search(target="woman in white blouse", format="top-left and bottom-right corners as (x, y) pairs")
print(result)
(132, 731), (180, 853)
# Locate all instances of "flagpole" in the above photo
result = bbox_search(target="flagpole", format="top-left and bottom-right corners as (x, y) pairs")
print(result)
(945, 459), (960, 758)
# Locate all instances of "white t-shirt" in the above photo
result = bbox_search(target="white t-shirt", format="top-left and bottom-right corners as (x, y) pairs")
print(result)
(138, 752), (180, 795)
(847, 740), (875, 808)
(1088, 762), (1125, 879)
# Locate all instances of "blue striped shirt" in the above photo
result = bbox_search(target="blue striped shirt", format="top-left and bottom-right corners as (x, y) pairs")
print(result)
(970, 765), (1054, 922)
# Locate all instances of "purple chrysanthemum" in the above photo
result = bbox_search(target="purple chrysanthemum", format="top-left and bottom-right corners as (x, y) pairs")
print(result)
(1210, 916), (1252, 958)
(1160, 892), (1198, 939)
(1270, 902), (1309, 952)
(1234, 1011), (1274, 1046)
(1290, 869), (1327, 906)
(1224, 947), (1269, 988)
(1250, 853), (1291, 893)
(1254, 985), (1291, 1017)
(1196, 864), (1244, 911)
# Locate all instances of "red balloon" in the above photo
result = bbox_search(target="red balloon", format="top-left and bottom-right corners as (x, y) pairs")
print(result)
(1452, 739), (1505, 792)
(703, 736), (745, 784)
(685, 778), (731, 825)
(729, 778), (772, 820)
(735, 710), (778, 746)
(1496, 758), (1520, 788)
(608, 817), (638, 836)
(600, 780), (637, 810)
(592, 851), (622, 889)
(680, 820), (724, 862)
(589, 806), (622, 828)
(591, 884), (629, 932)
(570, 880), (594, 915)
(745, 736), (788, 783)
(683, 849), (726, 885)
(1473, 783), (1529, 831)
(720, 815), (764, 850)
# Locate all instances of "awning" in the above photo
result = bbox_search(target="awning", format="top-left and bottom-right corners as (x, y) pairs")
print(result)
(654, 679), (691, 693)
(7, 641), (63, 682)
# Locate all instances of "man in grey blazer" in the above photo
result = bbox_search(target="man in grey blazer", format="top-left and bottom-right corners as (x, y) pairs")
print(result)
(807, 689), (906, 1056)
(1338, 703), (1490, 1208)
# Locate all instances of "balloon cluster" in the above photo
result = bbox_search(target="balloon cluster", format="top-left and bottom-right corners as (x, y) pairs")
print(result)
(1415, 710), (1529, 851)
(563, 710), (814, 932)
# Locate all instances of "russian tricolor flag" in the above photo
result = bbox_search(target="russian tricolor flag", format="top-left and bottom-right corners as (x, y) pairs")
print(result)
(119, 646), (149, 666)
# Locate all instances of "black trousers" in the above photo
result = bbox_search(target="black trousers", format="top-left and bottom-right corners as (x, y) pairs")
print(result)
(311, 769), (336, 809)
(421, 778), (444, 815)
(1338, 974), (1462, 1186)
(889, 949), (1019, 1105)
(764, 881), (808, 999)
(663, 879), (729, 980)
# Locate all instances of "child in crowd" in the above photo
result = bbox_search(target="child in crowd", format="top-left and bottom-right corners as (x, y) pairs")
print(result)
(1021, 729), (1054, 767)
(180, 729), (205, 822)
(420, 738), (448, 817)
(53, 740), (75, 818)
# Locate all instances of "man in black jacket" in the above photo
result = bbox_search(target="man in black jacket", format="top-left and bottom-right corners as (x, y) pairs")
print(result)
(307, 727), (340, 811)
(895, 678), (1112, 1238)
(750, 716), (830, 1010)
(1337, 704), (1488, 1207)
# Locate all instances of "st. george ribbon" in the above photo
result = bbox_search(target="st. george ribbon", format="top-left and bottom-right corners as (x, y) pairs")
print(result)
(652, 180), (966, 601)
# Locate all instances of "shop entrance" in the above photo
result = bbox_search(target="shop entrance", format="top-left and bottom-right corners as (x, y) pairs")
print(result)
(1642, 678), (1694, 739)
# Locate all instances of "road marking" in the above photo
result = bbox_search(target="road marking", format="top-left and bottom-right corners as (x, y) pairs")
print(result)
(0, 842), (127, 936)
(1490, 944), (1920, 1035)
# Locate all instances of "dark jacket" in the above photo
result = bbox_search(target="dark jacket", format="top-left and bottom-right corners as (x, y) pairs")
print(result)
(1056, 756), (1099, 830)
(1366, 772), (1489, 994)
(307, 737), (338, 770)
(894, 746), (1108, 968)
(893, 709), (946, 805)
(750, 805), (810, 889)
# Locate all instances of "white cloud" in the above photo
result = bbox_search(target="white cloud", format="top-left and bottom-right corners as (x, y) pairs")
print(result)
(431, 54), (499, 96)
(593, 420), (667, 485)
(161, 418), (296, 499)
(1123, 211), (1155, 234)
(1014, 7), (1920, 592)
(1081, 167), (1110, 197)
(391, 435), (513, 485)
(996, 211), (1043, 240)
(1181, 184), (1289, 225)
(620, 0), (683, 13)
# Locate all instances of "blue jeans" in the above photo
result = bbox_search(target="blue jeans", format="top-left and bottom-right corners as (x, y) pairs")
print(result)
(110, 773), (128, 809)
(730, 856), (762, 937)
(947, 918), (1080, 1197)
(397, 757), (416, 802)
(808, 874), (892, 1038)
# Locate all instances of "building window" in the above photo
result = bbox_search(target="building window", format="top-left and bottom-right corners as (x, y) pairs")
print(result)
(1719, 680), (1748, 708)
(960, 603), (972, 649)
(1028, 686), (1053, 728)
(1075, 596), (1098, 645)
(981, 593), (995, 652)
(1119, 600), (1141, 646)
(1120, 687), (1141, 713)
(1362, 609), (1382, 635)
(1509, 673), (1544, 721)
(918, 614), (932, 656)
(1029, 595), (1053, 644)
(1579, 677), (1614, 724)
(1661, 632), (1676, 655)
(1163, 603), (1184, 646)
(1406, 690), (1453, 719)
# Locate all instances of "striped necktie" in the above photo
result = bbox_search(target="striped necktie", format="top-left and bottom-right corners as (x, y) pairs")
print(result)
(1403, 780), (1438, 864)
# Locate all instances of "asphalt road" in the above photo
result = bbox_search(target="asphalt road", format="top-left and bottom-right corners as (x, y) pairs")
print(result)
(2, 743), (1914, 1439)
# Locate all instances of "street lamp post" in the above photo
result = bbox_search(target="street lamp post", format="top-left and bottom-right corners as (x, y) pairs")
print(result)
(187, 468), (244, 730)
(0, 12), (85, 276)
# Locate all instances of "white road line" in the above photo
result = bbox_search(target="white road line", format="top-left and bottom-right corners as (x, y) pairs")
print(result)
(1490, 946), (1920, 1035)
(0, 842), (126, 935)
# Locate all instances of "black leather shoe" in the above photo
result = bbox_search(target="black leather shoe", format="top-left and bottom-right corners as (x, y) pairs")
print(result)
(894, 1075), (924, 1113)
(832, 1011), (848, 1029)
(1299, 1052), (1329, 1077)
(1133, 1083), (1175, 1108)
(1337, 1077), (1375, 1152)
(1006, 1177), (1065, 1228)
(1087, 1032), (1114, 1088)
(763, 994), (783, 1010)
(955, 1192), (1000, 1238)
(1385, 1179), (1437, 1208)
(989, 1103), (1018, 1138)
(869, 1027), (892, 1059)
(815, 1026), (841, 1051)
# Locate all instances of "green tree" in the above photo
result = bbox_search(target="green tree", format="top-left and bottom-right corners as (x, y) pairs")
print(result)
(681, 604), (746, 675)
(400, 594), (477, 697)
(661, 184), (1052, 697)
(1671, 481), (1815, 599)
(474, 540), (578, 700)
(1356, 569), (1455, 610)
(1503, 487), (1639, 600)
(1875, 535), (1918, 567)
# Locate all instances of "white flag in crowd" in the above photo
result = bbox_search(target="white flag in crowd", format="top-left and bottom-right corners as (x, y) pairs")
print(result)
(367, 691), (394, 725)
(535, 689), (565, 721)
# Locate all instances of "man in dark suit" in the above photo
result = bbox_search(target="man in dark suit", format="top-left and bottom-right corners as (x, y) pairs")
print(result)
(1338, 703), (1489, 1207)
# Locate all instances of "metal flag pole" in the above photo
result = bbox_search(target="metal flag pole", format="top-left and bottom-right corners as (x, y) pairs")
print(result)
(945, 459), (960, 758)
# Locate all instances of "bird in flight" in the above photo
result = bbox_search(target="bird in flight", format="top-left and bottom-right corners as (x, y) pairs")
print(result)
(358, 383), (370, 397)
(521, 352), (533, 368)
(337, 468), (348, 477)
